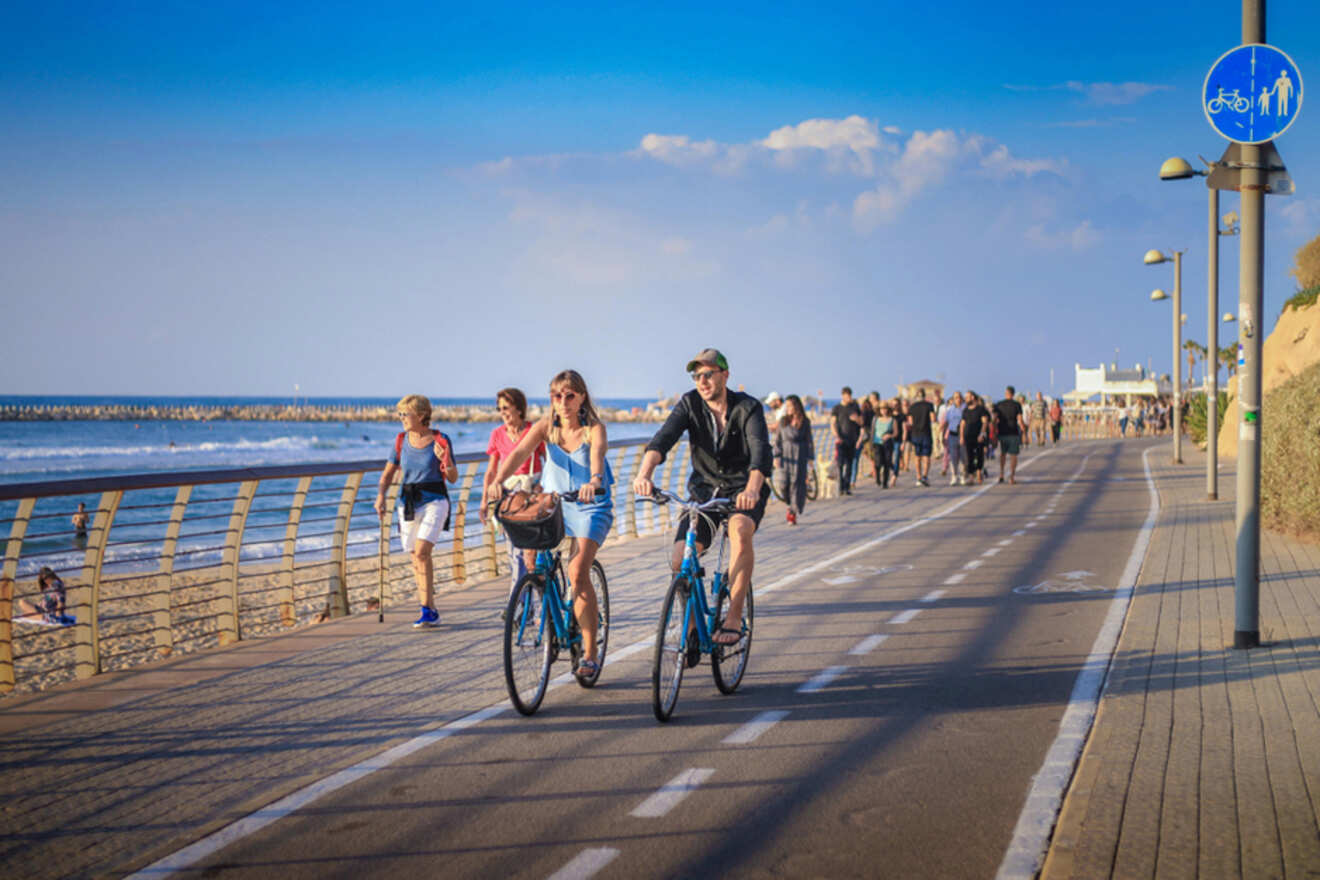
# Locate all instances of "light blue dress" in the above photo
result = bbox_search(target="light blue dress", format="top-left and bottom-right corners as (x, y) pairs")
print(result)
(539, 441), (614, 545)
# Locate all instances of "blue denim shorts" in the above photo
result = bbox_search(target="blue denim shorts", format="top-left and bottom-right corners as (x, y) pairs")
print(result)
(911, 435), (933, 457)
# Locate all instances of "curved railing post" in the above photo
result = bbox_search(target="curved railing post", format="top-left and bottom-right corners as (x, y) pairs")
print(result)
(76, 490), (122, 678)
(280, 477), (312, 627)
(478, 460), (498, 577)
(450, 461), (479, 585)
(219, 481), (258, 644)
(328, 473), (362, 618)
(154, 485), (192, 657)
(1, 497), (36, 693)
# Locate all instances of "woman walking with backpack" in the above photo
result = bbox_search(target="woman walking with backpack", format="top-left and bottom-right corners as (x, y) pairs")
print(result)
(374, 394), (459, 628)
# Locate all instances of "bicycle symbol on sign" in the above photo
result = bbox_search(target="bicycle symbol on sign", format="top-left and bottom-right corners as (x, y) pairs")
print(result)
(1207, 87), (1251, 115)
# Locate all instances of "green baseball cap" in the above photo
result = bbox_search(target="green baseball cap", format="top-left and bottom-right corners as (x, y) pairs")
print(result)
(685, 348), (728, 373)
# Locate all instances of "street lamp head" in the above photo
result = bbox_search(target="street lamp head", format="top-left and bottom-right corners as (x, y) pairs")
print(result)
(1159, 157), (1201, 180)
(1180, 313), (1188, 323)
(1221, 210), (1240, 235)
(1144, 249), (1169, 265)
(1150, 289), (1169, 301)
(1223, 312), (1237, 322)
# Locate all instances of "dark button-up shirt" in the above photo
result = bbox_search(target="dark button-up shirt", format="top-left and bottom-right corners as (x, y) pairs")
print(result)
(646, 389), (773, 499)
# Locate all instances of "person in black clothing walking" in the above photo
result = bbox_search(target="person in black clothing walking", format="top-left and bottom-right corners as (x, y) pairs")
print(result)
(633, 348), (772, 645)
(830, 387), (864, 495)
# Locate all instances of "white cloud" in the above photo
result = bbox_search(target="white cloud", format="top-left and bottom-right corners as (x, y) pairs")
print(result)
(1025, 219), (1101, 252)
(636, 133), (720, 166)
(979, 144), (1068, 179)
(1004, 81), (1172, 105)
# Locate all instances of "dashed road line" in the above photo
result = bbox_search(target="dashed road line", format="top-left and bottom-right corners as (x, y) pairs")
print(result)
(997, 539), (1014, 546)
(849, 634), (890, 655)
(547, 848), (621, 880)
(920, 590), (946, 603)
(798, 666), (848, 693)
(943, 573), (967, 585)
(630, 768), (716, 818)
(888, 609), (921, 625)
(723, 710), (791, 745)
(964, 559), (983, 570)
(982, 547), (1001, 557)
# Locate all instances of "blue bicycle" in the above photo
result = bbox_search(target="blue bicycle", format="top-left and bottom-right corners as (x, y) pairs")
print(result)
(500, 491), (609, 716)
(641, 490), (753, 722)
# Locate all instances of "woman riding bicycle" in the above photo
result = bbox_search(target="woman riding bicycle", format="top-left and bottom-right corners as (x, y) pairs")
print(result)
(493, 369), (612, 681)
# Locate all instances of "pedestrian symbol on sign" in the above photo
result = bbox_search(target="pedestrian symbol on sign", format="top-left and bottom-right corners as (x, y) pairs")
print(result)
(1204, 43), (1303, 144)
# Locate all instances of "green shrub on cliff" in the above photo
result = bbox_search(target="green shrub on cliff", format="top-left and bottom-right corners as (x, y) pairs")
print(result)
(1185, 391), (1228, 445)
(1261, 360), (1320, 542)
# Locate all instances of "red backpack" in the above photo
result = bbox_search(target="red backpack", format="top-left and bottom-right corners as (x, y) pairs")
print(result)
(394, 430), (452, 467)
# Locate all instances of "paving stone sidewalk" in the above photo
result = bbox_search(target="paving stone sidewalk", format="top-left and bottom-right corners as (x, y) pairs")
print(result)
(1042, 446), (1320, 879)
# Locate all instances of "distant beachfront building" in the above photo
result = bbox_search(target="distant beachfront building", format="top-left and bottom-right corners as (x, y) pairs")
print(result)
(1065, 363), (1172, 404)
(896, 378), (944, 400)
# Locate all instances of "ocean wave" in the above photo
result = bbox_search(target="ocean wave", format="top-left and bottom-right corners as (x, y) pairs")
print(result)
(0, 436), (355, 461)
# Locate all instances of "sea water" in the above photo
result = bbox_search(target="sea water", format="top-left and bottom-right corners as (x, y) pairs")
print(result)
(0, 396), (660, 579)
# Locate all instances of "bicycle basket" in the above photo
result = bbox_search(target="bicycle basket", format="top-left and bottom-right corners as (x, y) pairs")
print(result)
(495, 488), (565, 550)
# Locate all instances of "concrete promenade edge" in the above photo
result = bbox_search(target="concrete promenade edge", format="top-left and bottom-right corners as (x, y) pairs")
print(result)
(1042, 444), (1320, 879)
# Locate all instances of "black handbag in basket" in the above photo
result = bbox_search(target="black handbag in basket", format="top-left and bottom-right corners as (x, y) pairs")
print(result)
(495, 488), (565, 550)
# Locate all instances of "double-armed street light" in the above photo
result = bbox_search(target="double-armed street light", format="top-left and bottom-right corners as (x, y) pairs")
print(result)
(1145, 248), (1185, 463)
(1158, 156), (1240, 497)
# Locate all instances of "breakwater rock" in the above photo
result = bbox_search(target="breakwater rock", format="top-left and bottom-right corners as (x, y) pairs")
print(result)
(0, 402), (671, 423)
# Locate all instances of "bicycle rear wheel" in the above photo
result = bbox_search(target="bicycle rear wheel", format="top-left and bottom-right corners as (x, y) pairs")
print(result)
(652, 576), (691, 722)
(503, 574), (552, 716)
(712, 583), (753, 694)
(806, 464), (818, 501)
(573, 560), (610, 688)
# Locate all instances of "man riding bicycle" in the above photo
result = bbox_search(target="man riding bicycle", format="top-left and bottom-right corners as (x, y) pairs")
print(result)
(633, 348), (772, 645)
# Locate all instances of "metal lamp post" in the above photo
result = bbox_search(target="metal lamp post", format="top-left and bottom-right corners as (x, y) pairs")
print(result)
(1146, 249), (1185, 463)
(1158, 156), (1239, 498)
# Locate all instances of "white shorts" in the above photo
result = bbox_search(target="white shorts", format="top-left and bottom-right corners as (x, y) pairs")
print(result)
(397, 498), (451, 553)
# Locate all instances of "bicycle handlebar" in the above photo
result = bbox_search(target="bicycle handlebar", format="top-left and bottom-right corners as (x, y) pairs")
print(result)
(637, 489), (733, 512)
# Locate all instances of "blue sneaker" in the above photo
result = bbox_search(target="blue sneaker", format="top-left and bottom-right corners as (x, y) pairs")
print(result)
(412, 606), (439, 628)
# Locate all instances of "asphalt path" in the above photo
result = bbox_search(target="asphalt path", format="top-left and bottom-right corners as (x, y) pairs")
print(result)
(105, 437), (1158, 880)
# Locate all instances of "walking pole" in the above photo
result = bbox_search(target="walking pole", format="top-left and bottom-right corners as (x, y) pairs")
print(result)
(377, 510), (387, 623)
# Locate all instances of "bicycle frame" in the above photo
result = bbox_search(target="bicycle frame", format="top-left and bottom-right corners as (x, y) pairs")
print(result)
(675, 507), (730, 656)
(513, 549), (577, 652)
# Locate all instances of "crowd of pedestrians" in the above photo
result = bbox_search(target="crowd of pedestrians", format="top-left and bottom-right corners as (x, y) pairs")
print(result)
(761, 385), (1070, 525)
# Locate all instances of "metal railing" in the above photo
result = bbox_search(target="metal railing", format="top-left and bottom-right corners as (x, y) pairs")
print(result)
(0, 436), (716, 695)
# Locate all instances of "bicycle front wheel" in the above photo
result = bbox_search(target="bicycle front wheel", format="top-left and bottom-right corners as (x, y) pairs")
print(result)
(652, 576), (691, 722)
(806, 464), (818, 501)
(712, 583), (753, 694)
(574, 560), (610, 688)
(504, 574), (552, 716)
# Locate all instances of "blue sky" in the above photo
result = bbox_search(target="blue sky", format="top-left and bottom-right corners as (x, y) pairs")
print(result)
(3, 1), (1318, 400)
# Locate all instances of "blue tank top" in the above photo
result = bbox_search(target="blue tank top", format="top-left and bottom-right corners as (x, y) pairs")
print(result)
(540, 442), (612, 508)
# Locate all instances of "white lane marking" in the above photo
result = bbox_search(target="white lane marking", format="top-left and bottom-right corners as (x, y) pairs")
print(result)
(548, 848), (621, 880)
(823, 575), (856, 585)
(997, 447), (1155, 880)
(920, 590), (946, 603)
(609, 639), (654, 663)
(630, 768), (716, 818)
(982, 547), (1001, 558)
(1012, 530), (1027, 537)
(1025, 522), (1038, 529)
(133, 448), (1063, 879)
(997, 539), (1014, 546)
(964, 559), (983, 570)
(124, 702), (510, 877)
(888, 609), (921, 625)
(756, 448), (1053, 600)
(943, 572), (967, 585)
(798, 665), (848, 693)
(723, 710), (791, 744)
(849, 633), (890, 655)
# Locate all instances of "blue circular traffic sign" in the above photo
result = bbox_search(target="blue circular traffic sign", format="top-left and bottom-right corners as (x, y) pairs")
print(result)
(1204, 43), (1302, 144)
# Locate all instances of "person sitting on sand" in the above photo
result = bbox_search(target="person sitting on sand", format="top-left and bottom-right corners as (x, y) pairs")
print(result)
(18, 567), (74, 625)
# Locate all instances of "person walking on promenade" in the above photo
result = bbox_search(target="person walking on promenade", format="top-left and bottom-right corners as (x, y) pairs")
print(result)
(374, 394), (459, 628)
(961, 391), (990, 484)
(873, 401), (898, 488)
(18, 567), (73, 625)
(633, 348), (771, 646)
(940, 390), (966, 485)
(831, 387), (864, 496)
(773, 394), (813, 524)
(994, 385), (1028, 485)
(480, 388), (545, 602)
(906, 388), (936, 487)
(930, 390), (946, 464)
(898, 397), (914, 474)
(1030, 392), (1048, 447)
(1049, 396), (1063, 444)
(494, 369), (612, 680)
(859, 393), (877, 482)
(763, 391), (785, 433)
